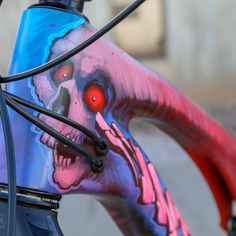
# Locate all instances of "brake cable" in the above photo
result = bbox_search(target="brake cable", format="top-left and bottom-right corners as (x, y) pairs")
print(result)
(0, 85), (16, 236)
(3, 91), (107, 171)
(3, 91), (107, 151)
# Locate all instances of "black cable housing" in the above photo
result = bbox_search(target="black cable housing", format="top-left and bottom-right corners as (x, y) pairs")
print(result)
(3, 91), (107, 149)
(4, 94), (104, 168)
(0, 86), (16, 236)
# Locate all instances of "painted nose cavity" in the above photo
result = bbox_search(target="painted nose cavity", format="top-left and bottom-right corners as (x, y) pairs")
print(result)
(52, 87), (70, 117)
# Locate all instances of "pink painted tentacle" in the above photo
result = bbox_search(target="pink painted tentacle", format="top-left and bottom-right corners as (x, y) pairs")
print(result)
(174, 205), (190, 236)
(131, 144), (156, 204)
(95, 112), (190, 234)
(96, 113), (139, 185)
(165, 191), (180, 236)
(114, 60), (236, 228)
(147, 163), (168, 225)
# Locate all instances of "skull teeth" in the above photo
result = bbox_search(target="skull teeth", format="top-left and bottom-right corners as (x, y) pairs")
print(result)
(59, 155), (63, 166)
(54, 149), (58, 165)
(62, 158), (67, 170)
(40, 133), (50, 145)
(67, 158), (72, 167)
(41, 129), (84, 169)
(54, 153), (81, 169)
(40, 130), (82, 149)
(47, 136), (56, 148)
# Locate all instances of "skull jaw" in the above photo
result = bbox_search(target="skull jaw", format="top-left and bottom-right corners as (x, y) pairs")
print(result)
(53, 154), (91, 190)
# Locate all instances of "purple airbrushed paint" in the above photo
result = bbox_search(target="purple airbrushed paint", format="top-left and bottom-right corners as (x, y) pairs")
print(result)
(4, 1), (236, 235)
(30, 17), (190, 235)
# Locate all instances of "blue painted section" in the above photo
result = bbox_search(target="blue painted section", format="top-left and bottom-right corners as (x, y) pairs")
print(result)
(0, 6), (86, 193)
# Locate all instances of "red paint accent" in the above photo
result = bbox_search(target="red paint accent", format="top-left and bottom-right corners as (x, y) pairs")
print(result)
(54, 63), (73, 83)
(122, 65), (236, 229)
(84, 85), (106, 113)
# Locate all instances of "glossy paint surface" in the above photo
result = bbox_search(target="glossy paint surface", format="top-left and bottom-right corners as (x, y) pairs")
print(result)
(0, 5), (236, 235)
(0, 6), (86, 192)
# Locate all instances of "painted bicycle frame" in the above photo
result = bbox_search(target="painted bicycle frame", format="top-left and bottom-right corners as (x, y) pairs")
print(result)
(0, 3), (236, 236)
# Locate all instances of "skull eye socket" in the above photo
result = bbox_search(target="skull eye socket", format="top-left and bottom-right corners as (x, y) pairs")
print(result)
(83, 85), (107, 113)
(53, 62), (74, 85)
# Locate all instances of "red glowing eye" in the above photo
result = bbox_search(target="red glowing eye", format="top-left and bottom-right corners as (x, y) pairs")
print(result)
(83, 85), (107, 113)
(54, 63), (73, 84)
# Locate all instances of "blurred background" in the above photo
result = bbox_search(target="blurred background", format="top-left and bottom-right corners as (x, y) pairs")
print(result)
(1, 0), (236, 235)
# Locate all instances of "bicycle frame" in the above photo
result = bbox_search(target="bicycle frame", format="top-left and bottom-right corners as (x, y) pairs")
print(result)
(0, 1), (236, 235)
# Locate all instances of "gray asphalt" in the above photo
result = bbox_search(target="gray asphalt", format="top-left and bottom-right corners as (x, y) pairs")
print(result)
(58, 118), (229, 236)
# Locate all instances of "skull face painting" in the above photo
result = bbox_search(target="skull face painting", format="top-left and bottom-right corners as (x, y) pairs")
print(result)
(31, 24), (191, 235)
(32, 30), (116, 190)
(2, 6), (236, 236)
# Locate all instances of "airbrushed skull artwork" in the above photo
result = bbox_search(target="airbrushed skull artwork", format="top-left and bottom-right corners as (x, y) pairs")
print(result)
(32, 25), (119, 191)
(31, 24), (191, 235)
(1, 5), (236, 236)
